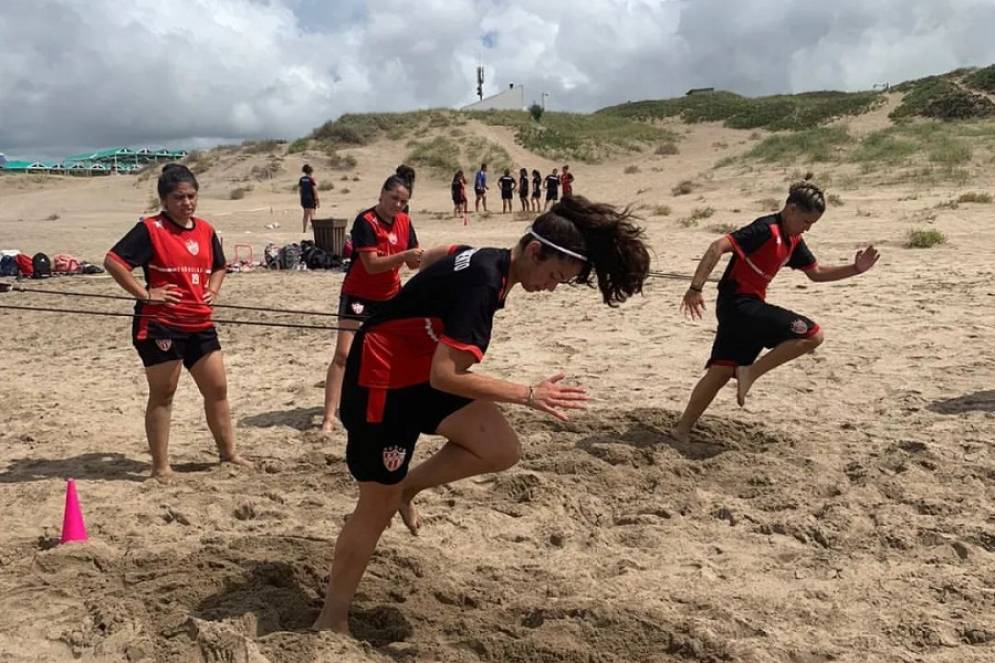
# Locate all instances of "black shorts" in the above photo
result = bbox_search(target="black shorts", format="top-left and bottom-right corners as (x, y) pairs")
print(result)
(340, 336), (473, 484)
(133, 323), (221, 370)
(531, 190), (541, 200)
(546, 191), (558, 201)
(338, 293), (388, 321)
(301, 197), (316, 210)
(474, 188), (486, 197)
(452, 194), (466, 204)
(519, 192), (529, 199)
(501, 191), (513, 200)
(709, 296), (819, 367)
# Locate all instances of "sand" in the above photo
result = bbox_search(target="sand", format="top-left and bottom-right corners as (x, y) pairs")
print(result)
(0, 109), (993, 662)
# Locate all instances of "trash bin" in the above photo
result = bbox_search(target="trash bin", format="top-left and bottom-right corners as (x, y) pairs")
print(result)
(312, 218), (348, 256)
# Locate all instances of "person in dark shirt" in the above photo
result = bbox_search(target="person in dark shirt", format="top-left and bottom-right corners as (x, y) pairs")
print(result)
(451, 169), (467, 217)
(299, 164), (319, 233)
(543, 168), (560, 211)
(518, 168), (530, 212)
(320, 175), (423, 433)
(673, 179), (880, 442)
(531, 169), (542, 212)
(560, 164), (574, 198)
(498, 168), (517, 213)
(103, 164), (251, 481)
(313, 196), (652, 634)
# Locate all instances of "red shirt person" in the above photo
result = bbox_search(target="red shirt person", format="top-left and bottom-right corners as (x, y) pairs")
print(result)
(103, 163), (250, 481)
(321, 174), (422, 433)
(673, 179), (879, 442)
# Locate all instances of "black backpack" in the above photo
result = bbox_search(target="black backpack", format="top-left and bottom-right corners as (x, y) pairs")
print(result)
(0, 255), (18, 277)
(31, 252), (52, 279)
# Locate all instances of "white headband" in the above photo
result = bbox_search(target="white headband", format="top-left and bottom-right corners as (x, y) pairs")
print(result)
(529, 230), (588, 262)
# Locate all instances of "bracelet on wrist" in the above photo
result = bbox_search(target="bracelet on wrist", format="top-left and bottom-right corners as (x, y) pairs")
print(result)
(689, 284), (703, 292)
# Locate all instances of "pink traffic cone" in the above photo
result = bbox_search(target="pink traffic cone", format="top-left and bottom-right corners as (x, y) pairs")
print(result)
(60, 478), (88, 544)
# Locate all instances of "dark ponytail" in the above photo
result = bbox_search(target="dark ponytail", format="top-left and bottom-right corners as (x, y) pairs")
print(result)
(158, 163), (198, 198)
(517, 195), (650, 306)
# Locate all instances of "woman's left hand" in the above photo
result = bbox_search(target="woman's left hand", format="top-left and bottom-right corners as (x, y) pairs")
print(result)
(854, 245), (880, 273)
(203, 288), (220, 305)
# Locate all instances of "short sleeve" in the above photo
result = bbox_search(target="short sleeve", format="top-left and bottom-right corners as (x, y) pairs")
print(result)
(788, 238), (817, 270)
(107, 221), (152, 268)
(727, 219), (773, 256)
(350, 214), (378, 251)
(211, 231), (226, 271)
(407, 222), (419, 249)
(440, 284), (499, 362)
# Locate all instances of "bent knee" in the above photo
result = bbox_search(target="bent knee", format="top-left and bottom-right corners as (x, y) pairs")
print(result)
(489, 436), (522, 472)
(806, 328), (824, 348)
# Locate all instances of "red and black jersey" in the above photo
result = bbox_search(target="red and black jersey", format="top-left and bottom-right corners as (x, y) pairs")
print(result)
(107, 213), (225, 337)
(341, 208), (418, 301)
(356, 246), (510, 390)
(718, 213), (817, 301)
(560, 172), (574, 196)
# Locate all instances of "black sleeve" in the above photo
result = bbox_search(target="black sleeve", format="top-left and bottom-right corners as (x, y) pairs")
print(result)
(441, 283), (499, 359)
(728, 219), (773, 256)
(407, 222), (419, 249)
(211, 231), (226, 271)
(109, 221), (152, 267)
(350, 214), (378, 251)
(788, 237), (817, 269)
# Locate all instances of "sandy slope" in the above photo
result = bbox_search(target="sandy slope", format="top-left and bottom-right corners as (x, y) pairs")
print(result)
(0, 115), (993, 662)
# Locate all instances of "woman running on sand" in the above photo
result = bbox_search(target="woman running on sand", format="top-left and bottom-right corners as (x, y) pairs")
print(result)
(672, 178), (879, 442)
(104, 164), (251, 481)
(320, 175), (423, 433)
(313, 196), (651, 633)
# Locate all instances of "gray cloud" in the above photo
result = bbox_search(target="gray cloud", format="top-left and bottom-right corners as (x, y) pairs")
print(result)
(3, 0), (995, 158)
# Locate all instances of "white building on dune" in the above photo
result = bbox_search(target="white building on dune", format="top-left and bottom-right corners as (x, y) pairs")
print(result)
(461, 84), (526, 111)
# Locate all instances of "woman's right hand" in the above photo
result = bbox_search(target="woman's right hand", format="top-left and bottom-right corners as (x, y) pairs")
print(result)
(527, 373), (588, 421)
(680, 288), (706, 320)
(146, 284), (182, 305)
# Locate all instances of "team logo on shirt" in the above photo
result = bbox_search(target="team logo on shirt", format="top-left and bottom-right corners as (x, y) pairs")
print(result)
(350, 301), (365, 315)
(155, 339), (173, 352)
(185, 239), (200, 256)
(387, 232), (398, 246)
(382, 445), (407, 472)
(790, 319), (809, 335)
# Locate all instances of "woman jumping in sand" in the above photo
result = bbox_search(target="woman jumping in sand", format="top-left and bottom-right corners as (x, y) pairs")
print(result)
(320, 175), (423, 433)
(672, 178), (879, 442)
(313, 196), (651, 633)
(104, 164), (251, 480)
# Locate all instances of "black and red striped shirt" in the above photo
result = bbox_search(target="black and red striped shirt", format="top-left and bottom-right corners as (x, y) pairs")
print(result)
(356, 246), (510, 390)
(719, 214), (817, 301)
(107, 213), (225, 337)
(341, 207), (418, 301)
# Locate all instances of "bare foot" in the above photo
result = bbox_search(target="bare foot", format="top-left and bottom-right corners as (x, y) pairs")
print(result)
(319, 420), (337, 434)
(221, 454), (255, 470)
(734, 365), (753, 407)
(670, 426), (690, 444)
(151, 466), (174, 484)
(398, 494), (420, 536)
(311, 615), (350, 635)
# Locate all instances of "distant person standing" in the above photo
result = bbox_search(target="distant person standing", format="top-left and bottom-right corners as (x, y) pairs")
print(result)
(544, 168), (560, 211)
(451, 170), (468, 217)
(498, 168), (517, 213)
(299, 164), (319, 233)
(531, 169), (542, 212)
(560, 165), (575, 198)
(474, 163), (488, 212)
(518, 168), (530, 212)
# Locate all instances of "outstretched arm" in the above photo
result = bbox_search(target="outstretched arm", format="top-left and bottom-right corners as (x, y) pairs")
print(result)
(418, 244), (458, 272)
(806, 245), (879, 282)
(681, 236), (733, 320)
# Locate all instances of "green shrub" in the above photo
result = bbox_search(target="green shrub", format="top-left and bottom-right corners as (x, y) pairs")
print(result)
(287, 138), (309, 153)
(964, 65), (995, 94)
(906, 229), (946, 248)
(854, 131), (918, 164)
(229, 187), (250, 200)
(529, 103), (544, 122)
(241, 139), (284, 154)
(745, 126), (852, 163)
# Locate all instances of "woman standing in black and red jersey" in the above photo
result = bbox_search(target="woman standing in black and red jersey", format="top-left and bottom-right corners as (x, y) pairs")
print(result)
(673, 178), (880, 442)
(104, 164), (251, 481)
(319, 175), (423, 433)
(313, 196), (651, 634)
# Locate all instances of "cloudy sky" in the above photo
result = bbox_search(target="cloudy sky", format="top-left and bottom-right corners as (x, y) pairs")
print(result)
(4, 0), (995, 159)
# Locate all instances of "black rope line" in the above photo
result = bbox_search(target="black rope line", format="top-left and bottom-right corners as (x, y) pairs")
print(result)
(3, 285), (358, 319)
(0, 304), (350, 332)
